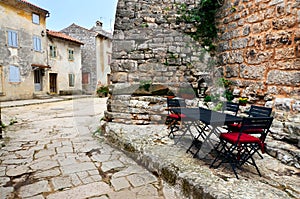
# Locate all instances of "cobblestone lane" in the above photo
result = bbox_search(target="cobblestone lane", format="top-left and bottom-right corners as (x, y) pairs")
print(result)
(0, 98), (184, 199)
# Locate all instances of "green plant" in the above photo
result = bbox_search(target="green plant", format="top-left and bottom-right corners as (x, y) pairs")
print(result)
(177, 0), (223, 51)
(96, 86), (109, 97)
(238, 97), (248, 105)
(212, 102), (223, 111)
(139, 80), (152, 91)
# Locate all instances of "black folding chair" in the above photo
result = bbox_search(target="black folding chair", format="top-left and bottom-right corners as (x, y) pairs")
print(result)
(210, 116), (273, 179)
(165, 98), (186, 138)
(227, 105), (272, 132)
(222, 101), (239, 116)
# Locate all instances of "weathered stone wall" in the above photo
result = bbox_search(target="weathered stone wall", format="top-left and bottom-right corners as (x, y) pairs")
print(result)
(217, 0), (299, 103)
(216, 0), (300, 150)
(107, 0), (213, 124)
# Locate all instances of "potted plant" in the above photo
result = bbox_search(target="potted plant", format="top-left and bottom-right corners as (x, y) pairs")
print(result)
(96, 86), (109, 97)
(238, 97), (248, 106)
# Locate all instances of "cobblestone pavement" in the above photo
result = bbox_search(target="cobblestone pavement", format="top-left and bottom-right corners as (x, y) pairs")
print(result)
(0, 98), (184, 199)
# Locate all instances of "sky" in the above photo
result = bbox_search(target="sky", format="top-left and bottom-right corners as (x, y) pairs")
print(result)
(28, 0), (118, 33)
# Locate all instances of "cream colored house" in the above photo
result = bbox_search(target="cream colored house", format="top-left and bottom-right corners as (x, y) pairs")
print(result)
(0, 0), (83, 101)
(47, 30), (83, 95)
(0, 0), (50, 100)
(61, 22), (112, 94)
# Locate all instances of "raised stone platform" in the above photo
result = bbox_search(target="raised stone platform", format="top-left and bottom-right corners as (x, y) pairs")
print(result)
(101, 122), (300, 199)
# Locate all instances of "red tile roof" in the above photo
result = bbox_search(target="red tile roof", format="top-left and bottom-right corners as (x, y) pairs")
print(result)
(47, 30), (84, 45)
(18, 0), (49, 14)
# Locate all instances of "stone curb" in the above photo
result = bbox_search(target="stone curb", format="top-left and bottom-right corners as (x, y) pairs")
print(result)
(0, 95), (96, 108)
(101, 122), (300, 199)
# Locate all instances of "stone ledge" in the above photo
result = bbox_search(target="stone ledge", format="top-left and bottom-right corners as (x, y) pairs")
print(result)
(100, 122), (300, 199)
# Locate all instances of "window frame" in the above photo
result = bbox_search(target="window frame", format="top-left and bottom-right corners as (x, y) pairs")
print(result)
(9, 65), (21, 83)
(82, 72), (90, 85)
(49, 44), (57, 58)
(68, 49), (74, 61)
(68, 73), (75, 87)
(32, 13), (40, 24)
(7, 30), (18, 47)
(33, 35), (42, 52)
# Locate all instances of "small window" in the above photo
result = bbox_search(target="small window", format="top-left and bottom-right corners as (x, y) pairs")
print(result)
(68, 49), (74, 61)
(49, 45), (57, 58)
(9, 65), (21, 82)
(69, 74), (75, 87)
(32, 13), (40, 24)
(33, 36), (42, 51)
(82, 72), (90, 84)
(7, 30), (18, 47)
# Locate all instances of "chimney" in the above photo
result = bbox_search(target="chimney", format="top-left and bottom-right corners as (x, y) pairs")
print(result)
(96, 21), (103, 29)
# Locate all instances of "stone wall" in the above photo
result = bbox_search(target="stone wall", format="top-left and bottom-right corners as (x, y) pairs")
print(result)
(217, 0), (299, 103)
(106, 0), (214, 124)
(215, 0), (300, 151)
(107, 0), (300, 167)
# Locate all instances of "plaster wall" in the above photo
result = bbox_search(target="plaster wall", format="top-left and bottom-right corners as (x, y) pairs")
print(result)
(0, 2), (48, 101)
(47, 38), (82, 93)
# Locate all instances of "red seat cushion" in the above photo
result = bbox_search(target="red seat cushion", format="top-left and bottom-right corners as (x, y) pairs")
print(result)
(169, 113), (186, 119)
(220, 132), (260, 144)
(220, 132), (265, 153)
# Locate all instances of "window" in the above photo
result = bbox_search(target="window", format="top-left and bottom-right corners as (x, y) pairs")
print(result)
(7, 30), (18, 47)
(33, 36), (42, 51)
(32, 13), (40, 24)
(68, 49), (74, 61)
(69, 74), (75, 87)
(82, 72), (90, 84)
(49, 45), (57, 58)
(9, 65), (21, 82)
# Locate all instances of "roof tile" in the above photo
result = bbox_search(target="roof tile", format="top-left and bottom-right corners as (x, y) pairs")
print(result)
(47, 30), (84, 45)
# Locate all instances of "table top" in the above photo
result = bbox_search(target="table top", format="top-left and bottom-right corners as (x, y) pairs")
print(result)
(171, 107), (242, 126)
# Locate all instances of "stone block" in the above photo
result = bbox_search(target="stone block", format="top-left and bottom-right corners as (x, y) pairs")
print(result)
(113, 40), (135, 52)
(111, 72), (128, 83)
(267, 70), (300, 86)
(240, 64), (266, 79)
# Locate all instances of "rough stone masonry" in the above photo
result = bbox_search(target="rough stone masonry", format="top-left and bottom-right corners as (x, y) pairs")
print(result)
(105, 0), (299, 167)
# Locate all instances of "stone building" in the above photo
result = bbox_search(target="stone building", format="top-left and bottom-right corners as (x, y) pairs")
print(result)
(0, 0), (50, 100)
(47, 30), (84, 95)
(0, 0), (84, 101)
(61, 22), (112, 94)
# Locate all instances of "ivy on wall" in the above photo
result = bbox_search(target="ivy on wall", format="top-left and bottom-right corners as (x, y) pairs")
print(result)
(177, 0), (223, 51)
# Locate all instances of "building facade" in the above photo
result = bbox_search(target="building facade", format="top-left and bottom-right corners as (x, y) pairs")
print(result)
(0, 0), (83, 101)
(0, 0), (50, 101)
(47, 30), (83, 95)
(61, 22), (112, 94)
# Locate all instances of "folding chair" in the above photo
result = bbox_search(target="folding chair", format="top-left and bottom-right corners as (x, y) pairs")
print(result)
(227, 105), (272, 132)
(210, 116), (273, 179)
(222, 101), (239, 116)
(165, 98), (187, 138)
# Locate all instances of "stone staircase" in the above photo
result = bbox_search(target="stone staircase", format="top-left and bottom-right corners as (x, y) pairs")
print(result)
(33, 92), (52, 99)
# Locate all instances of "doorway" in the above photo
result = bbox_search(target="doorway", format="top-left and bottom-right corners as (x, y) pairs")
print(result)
(49, 73), (57, 94)
(34, 69), (42, 91)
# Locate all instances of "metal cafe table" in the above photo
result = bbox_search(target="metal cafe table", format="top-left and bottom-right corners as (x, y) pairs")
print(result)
(170, 107), (243, 158)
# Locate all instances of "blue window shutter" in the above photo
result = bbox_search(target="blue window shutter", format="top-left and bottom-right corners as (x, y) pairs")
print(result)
(33, 36), (41, 51)
(9, 66), (21, 82)
(8, 31), (18, 47)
